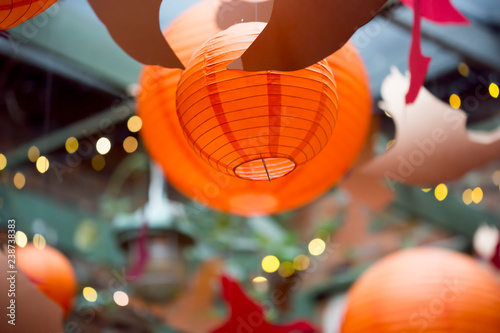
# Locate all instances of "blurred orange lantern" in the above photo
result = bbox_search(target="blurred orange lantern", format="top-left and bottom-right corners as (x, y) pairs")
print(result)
(17, 244), (76, 316)
(0, 0), (58, 30)
(341, 247), (500, 333)
(137, 0), (371, 215)
(177, 22), (338, 181)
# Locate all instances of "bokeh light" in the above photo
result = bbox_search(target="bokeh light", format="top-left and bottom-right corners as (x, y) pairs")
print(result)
(434, 184), (448, 201)
(252, 276), (269, 292)
(15, 231), (28, 248)
(293, 255), (310, 271)
(472, 187), (483, 204)
(96, 137), (111, 155)
(490, 83), (499, 98)
(28, 146), (40, 163)
(127, 115), (143, 133)
(36, 156), (50, 174)
(0, 154), (6, 170)
(261, 255), (280, 273)
(278, 261), (295, 278)
(65, 137), (79, 153)
(123, 136), (138, 153)
(83, 287), (98, 302)
(92, 155), (106, 171)
(458, 62), (469, 77)
(309, 238), (326, 256)
(449, 94), (461, 109)
(33, 234), (46, 250)
(113, 291), (129, 306)
(421, 188), (432, 193)
(462, 189), (472, 205)
(13, 172), (25, 189)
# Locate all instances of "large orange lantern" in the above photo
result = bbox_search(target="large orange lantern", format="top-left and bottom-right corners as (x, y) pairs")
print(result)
(177, 22), (338, 181)
(341, 247), (500, 333)
(0, 0), (58, 30)
(137, 0), (372, 215)
(17, 244), (77, 316)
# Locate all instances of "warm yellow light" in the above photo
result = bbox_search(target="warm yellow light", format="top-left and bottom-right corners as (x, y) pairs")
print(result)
(83, 287), (98, 302)
(462, 189), (472, 205)
(252, 276), (268, 284)
(493, 171), (500, 186)
(15, 231), (28, 248)
(33, 234), (46, 250)
(36, 156), (50, 174)
(384, 111), (392, 118)
(28, 146), (40, 163)
(449, 94), (461, 109)
(0, 154), (6, 171)
(261, 255), (280, 273)
(309, 238), (326, 256)
(13, 172), (25, 189)
(92, 155), (105, 171)
(252, 276), (269, 292)
(123, 136), (138, 153)
(127, 115), (143, 133)
(471, 187), (483, 204)
(421, 188), (432, 193)
(386, 140), (396, 150)
(278, 261), (295, 278)
(65, 137), (79, 154)
(96, 137), (111, 155)
(113, 291), (129, 307)
(434, 184), (448, 201)
(293, 255), (310, 271)
(458, 62), (469, 77)
(490, 83), (499, 98)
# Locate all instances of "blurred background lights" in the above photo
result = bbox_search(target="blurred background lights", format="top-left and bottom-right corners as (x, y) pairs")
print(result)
(65, 137), (79, 153)
(261, 255), (280, 273)
(252, 276), (269, 293)
(83, 287), (98, 302)
(0, 153), (6, 170)
(123, 136), (138, 153)
(96, 137), (111, 155)
(27, 146), (40, 162)
(463, 189), (473, 205)
(15, 231), (28, 248)
(127, 115), (143, 133)
(293, 255), (310, 271)
(113, 291), (129, 307)
(449, 94), (461, 109)
(472, 187), (483, 204)
(278, 261), (295, 278)
(36, 156), (50, 174)
(434, 184), (448, 201)
(33, 234), (46, 250)
(458, 62), (469, 77)
(308, 238), (326, 256)
(489, 83), (499, 98)
(421, 188), (432, 193)
(13, 172), (25, 189)
(92, 155), (106, 171)
(493, 171), (500, 186)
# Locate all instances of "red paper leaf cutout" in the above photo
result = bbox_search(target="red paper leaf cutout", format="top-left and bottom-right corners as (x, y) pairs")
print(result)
(212, 276), (317, 333)
(401, 0), (470, 24)
(406, 0), (431, 104)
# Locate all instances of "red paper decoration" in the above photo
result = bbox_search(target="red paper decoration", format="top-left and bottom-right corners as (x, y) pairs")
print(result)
(177, 22), (338, 181)
(212, 276), (316, 333)
(341, 247), (500, 333)
(137, 0), (371, 215)
(0, 0), (58, 30)
(17, 244), (77, 316)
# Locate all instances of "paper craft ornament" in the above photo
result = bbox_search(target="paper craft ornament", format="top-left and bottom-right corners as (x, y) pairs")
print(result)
(0, 0), (58, 30)
(228, 0), (387, 71)
(88, 0), (184, 69)
(212, 276), (316, 333)
(17, 243), (77, 316)
(363, 68), (500, 186)
(138, 0), (372, 215)
(341, 247), (500, 333)
(177, 22), (338, 181)
(0, 250), (64, 332)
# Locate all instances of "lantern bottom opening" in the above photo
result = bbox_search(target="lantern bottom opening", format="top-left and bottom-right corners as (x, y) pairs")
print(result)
(235, 157), (296, 181)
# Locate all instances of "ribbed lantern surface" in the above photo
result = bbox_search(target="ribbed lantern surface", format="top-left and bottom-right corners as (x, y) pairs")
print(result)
(0, 0), (58, 30)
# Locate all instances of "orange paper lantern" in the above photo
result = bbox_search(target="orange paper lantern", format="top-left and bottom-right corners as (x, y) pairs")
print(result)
(17, 244), (77, 316)
(341, 247), (500, 333)
(0, 0), (58, 30)
(137, 0), (371, 215)
(177, 22), (338, 181)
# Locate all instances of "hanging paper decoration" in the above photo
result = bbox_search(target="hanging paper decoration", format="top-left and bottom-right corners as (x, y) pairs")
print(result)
(341, 247), (500, 333)
(88, 0), (184, 69)
(17, 243), (77, 316)
(212, 276), (316, 333)
(0, 250), (64, 332)
(402, 0), (470, 104)
(228, 0), (387, 71)
(177, 22), (338, 181)
(138, 0), (372, 215)
(0, 0), (58, 30)
(363, 68), (500, 186)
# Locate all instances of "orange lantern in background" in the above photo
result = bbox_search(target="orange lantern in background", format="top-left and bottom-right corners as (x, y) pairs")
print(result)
(341, 247), (500, 333)
(138, 0), (372, 215)
(0, 0), (58, 30)
(177, 22), (338, 181)
(17, 244), (77, 316)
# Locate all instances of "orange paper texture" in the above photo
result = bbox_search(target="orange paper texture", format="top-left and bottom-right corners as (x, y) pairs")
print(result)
(228, 0), (387, 71)
(88, 0), (184, 69)
(0, 0), (58, 30)
(0, 249), (64, 332)
(138, 0), (372, 216)
(341, 247), (500, 333)
(363, 68), (500, 186)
